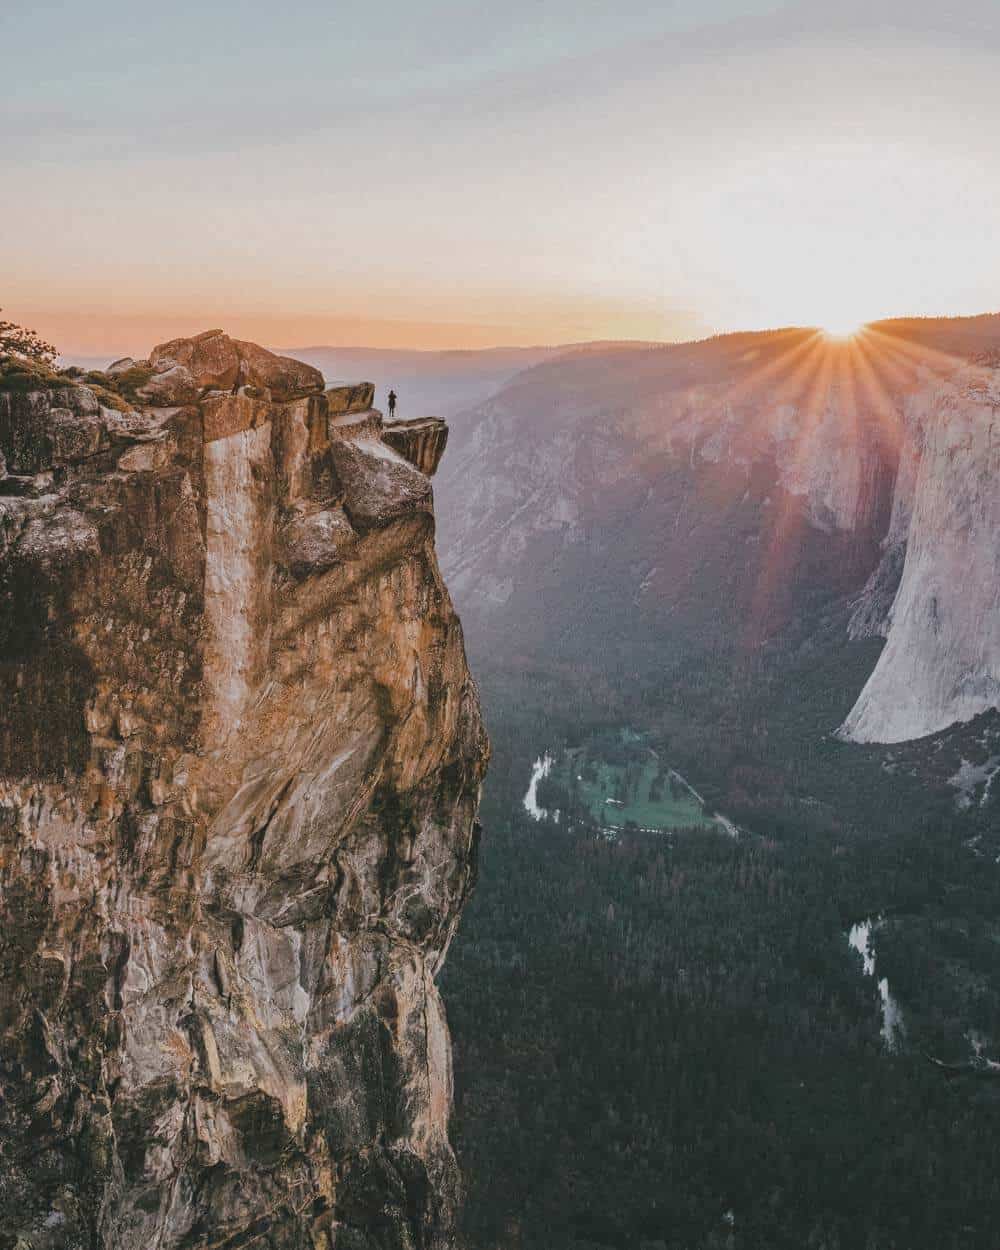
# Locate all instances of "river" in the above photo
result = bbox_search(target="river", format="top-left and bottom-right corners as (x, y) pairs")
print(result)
(847, 918), (904, 1050)
(523, 752), (558, 822)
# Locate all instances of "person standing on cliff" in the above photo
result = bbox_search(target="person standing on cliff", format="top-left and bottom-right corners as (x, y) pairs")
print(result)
(387, 388), (397, 418)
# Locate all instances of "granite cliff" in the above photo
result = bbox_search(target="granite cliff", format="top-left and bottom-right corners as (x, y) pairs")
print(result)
(842, 361), (1000, 741)
(0, 331), (488, 1249)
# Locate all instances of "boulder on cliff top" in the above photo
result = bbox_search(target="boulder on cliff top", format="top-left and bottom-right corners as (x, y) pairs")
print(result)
(326, 382), (375, 415)
(236, 338), (324, 401)
(150, 328), (240, 389)
(149, 329), (324, 400)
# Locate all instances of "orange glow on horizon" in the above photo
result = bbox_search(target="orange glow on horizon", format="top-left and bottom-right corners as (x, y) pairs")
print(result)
(10, 295), (706, 362)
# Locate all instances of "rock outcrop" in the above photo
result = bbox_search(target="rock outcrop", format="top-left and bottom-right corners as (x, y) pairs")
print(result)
(840, 364), (1000, 742)
(147, 329), (325, 401)
(0, 334), (488, 1249)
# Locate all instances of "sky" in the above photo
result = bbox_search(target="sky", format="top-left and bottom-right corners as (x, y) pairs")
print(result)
(3, 0), (999, 356)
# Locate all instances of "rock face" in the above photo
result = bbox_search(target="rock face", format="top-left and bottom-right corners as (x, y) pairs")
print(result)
(325, 384), (376, 417)
(840, 365), (1000, 742)
(0, 335), (488, 1248)
(382, 420), (449, 478)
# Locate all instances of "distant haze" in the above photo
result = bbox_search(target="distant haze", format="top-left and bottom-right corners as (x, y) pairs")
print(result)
(4, 1), (999, 355)
(60, 340), (668, 422)
(288, 345), (569, 419)
(287, 342), (664, 419)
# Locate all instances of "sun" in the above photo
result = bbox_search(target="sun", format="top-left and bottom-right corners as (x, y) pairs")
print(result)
(819, 316), (868, 341)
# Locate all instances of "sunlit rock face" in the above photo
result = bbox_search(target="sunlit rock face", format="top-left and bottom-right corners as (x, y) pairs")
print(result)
(840, 364), (1000, 742)
(0, 334), (487, 1249)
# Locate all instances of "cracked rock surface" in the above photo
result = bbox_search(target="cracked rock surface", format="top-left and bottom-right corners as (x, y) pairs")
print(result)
(0, 334), (487, 1250)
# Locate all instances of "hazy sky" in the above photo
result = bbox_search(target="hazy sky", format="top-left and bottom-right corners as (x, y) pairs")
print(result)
(3, 0), (999, 354)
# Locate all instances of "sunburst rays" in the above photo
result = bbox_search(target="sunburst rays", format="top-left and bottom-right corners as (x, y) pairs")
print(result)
(718, 321), (972, 649)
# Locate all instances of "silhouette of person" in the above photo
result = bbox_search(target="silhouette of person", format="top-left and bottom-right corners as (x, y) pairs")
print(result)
(387, 389), (397, 418)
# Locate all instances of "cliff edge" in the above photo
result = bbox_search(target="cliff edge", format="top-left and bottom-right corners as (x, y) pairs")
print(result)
(0, 331), (488, 1248)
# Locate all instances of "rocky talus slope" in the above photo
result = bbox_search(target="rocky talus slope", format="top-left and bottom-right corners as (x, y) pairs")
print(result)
(0, 331), (487, 1249)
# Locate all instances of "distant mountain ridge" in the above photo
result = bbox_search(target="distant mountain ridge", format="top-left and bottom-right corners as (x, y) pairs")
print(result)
(433, 314), (1000, 746)
(284, 341), (661, 420)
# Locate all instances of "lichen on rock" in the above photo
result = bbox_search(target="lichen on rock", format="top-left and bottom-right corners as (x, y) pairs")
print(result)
(0, 332), (488, 1249)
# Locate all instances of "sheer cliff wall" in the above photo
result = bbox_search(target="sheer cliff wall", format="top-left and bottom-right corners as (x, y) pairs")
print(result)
(0, 331), (488, 1249)
(841, 364), (1000, 741)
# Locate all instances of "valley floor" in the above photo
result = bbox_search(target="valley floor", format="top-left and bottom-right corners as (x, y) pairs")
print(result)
(443, 656), (1000, 1250)
(445, 806), (1000, 1250)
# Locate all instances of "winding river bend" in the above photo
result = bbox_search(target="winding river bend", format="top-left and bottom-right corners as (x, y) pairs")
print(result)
(523, 752), (559, 823)
(848, 918), (904, 1050)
